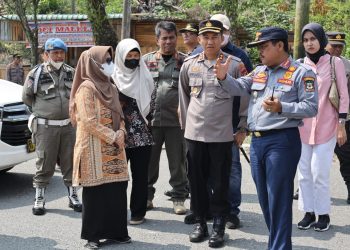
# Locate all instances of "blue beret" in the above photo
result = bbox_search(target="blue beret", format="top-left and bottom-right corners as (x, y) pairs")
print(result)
(45, 38), (67, 52)
(247, 27), (288, 48)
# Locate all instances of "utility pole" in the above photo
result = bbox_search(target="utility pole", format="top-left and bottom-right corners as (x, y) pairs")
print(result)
(121, 0), (131, 39)
(293, 0), (310, 59)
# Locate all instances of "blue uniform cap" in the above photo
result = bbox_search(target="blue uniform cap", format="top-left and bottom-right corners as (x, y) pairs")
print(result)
(247, 27), (288, 48)
(45, 38), (67, 52)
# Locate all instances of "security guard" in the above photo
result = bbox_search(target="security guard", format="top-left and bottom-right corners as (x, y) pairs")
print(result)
(6, 54), (24, 85)
(22, 38), (82, 215)
(179, 23), (202, 56)
(143, 21), (189, 214)
(216, 27), (318, 250)
(326, 31), (350, 204)
(179, 19), (243, 248)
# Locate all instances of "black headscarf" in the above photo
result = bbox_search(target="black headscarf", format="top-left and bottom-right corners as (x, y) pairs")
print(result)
(301, 23), (328, 64)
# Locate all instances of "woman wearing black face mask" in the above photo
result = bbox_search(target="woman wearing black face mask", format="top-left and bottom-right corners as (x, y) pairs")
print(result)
(112, 39), (154, 225)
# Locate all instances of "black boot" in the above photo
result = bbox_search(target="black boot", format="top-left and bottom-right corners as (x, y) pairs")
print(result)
(209, 217), (225, 248)
(346, 181), (350, 204)
(189, 219), (208, 243)
(68, 186), (82, 212)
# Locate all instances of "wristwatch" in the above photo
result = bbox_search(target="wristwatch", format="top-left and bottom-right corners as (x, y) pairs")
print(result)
(339, 118), (346, 126)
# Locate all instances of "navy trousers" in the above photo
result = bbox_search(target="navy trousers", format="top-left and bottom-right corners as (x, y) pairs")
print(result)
(250, 128), (301, 250)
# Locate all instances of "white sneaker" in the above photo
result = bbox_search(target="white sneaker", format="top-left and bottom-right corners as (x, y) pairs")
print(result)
(173, 200), (186, 215)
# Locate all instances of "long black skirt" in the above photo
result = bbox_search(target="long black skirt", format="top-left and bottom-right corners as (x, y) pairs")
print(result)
(81, 181), (129, 241)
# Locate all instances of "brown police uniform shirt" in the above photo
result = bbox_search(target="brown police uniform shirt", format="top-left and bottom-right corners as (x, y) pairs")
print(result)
(143, 51), (186, 127)
(179, 51), (243, 143)
(6, 62), (24, 85)
(22, 63), (74, 120)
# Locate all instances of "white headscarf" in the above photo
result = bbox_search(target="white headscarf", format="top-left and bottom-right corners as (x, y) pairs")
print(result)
(112, 38), (154, 123)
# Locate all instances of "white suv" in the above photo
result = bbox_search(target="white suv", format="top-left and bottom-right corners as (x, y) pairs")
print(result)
(0, 79), (35, 173)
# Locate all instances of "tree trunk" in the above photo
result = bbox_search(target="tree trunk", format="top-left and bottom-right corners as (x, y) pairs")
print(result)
(293, 0), (310, 59)
(121, 0), (131, 39)
(86, 0), (118, 49)
(2, 0), (39, 66)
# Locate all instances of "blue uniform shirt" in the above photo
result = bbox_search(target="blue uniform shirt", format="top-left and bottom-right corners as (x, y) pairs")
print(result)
(220, 56), (318, 131)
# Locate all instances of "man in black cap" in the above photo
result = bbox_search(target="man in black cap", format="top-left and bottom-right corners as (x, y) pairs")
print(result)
(179, 23), (202, 56)
(327, 32), (350, 204)
(179, 19), (245, 248)
(215, 26), (318, 250)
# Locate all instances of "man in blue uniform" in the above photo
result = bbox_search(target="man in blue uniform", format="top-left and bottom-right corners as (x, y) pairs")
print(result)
(215, 27), (318, 250)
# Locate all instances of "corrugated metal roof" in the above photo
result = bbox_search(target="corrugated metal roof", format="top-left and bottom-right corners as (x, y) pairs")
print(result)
(0, 13), (123, 21)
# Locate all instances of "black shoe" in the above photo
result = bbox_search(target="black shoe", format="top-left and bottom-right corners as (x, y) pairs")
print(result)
(297, 212), (316, 230)
(189, 222), (209, 243)
(105, 236), (131, 244)
(209, 217), (225, 248)
(164, 189), (190, 198)
(346, 182), (350, 204)
(32, 207), (45, 216)
(184, 212), (197, 224)
(84, 240), (100, 249)
(293, 188), (299, 200)
(226, 214), (240, 229)
(208, 229), (225, 248)
(69, 199), (82, 212)
(314, 214), (330, 232)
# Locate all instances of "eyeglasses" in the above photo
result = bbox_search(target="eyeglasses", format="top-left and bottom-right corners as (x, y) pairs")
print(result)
(106, 57), (113, 64)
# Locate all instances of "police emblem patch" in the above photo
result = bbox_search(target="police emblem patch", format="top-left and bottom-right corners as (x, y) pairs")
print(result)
(206, 21), (213, 27)
(303, 77), (315, 92)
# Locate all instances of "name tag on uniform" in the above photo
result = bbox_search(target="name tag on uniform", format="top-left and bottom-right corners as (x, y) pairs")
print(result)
(277, 78), (293, 85)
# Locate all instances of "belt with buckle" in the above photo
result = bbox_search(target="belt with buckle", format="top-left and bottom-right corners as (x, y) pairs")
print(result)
(252, 128), (296, 137)
(37, 118), (71, 126)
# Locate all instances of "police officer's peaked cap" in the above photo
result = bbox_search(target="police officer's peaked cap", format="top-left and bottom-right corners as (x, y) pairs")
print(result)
(247, 27), (288, 48)
(45, 38), (67, 52)
(198, 20), (223, 35)
(179, 23), (199, 34)
(326, 31), (346, 45)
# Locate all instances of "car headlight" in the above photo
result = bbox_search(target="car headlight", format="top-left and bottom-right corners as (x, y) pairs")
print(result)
(0, 107), (3, 121)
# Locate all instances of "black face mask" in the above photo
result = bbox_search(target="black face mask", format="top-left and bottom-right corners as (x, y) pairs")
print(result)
(124, 59), (140, 69)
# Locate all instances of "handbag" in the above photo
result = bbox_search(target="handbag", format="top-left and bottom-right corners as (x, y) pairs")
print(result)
(329, 56), (340, 111)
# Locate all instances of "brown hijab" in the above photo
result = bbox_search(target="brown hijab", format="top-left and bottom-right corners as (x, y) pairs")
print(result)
(69, 46), (123, 131)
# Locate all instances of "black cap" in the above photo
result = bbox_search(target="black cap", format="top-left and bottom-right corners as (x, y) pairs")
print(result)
(198, 20), (223, 35)
(179, 23), (199, 34)
(247, 27), (288, 48)
(327, 31), (346, 45)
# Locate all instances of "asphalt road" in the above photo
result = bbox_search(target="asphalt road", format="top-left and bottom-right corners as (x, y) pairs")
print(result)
(0, 146), (349, 249)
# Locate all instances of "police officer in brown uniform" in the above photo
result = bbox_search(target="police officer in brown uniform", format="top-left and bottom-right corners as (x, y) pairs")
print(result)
(143, 21), (189, 214)
(326, 32), (350, 204)
(179, 20), (244, 248)
(6, 54), (24, 85)
(179, 23), (202, 56)
(22, 38), (82, 215)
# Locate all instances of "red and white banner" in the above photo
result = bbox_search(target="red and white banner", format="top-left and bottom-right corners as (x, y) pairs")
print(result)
(27, 20), (94, 47)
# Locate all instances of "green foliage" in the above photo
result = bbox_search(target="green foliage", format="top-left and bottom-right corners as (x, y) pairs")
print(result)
(310, 0), (350, 58)
(105, 0), (123, 13)
(38, 0), (71, 14)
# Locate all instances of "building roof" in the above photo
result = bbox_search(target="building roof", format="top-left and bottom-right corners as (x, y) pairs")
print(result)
(0, 14), (123, 21)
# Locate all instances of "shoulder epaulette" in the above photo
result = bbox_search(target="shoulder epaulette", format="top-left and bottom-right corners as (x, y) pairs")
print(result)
(143, 51), (157, 57)
(184, 53), (199, 62)
(63, 64), (75, 72)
